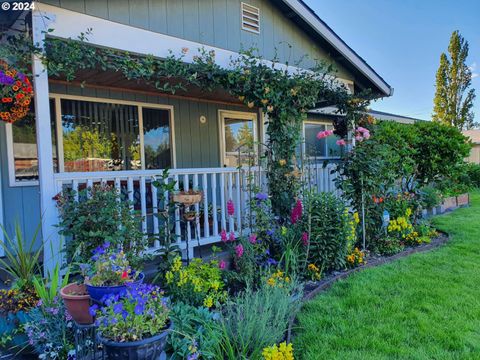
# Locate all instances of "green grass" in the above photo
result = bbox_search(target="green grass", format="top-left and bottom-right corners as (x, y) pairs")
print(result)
(294, 191), (480, 360)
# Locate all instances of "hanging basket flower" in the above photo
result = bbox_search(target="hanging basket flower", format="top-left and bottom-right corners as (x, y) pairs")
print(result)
(0, 60), (33, 124)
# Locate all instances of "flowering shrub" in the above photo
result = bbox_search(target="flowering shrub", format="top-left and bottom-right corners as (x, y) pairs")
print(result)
(164, 257), (227, 308)
(91, 283), (170, 343)
(85, 242), (139, 286)
(387, 208), (414, 239)
(262, 342), (294, 360)
(346, 248), (366, 268)
(25, 297), (75, 360)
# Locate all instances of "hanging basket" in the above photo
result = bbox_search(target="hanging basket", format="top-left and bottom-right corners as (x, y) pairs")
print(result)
(0, 60), (33, 124)
(172, 191), (203, 206)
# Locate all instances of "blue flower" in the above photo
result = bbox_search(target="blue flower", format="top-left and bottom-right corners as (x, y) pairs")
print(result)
(266, 257), (277, 266)
(89, 304), (99, 316)
(113, 303), (123, 314)
(134, 304), (144, 315)
(122, 310), (128, 320)
(266, 229), (274, 236)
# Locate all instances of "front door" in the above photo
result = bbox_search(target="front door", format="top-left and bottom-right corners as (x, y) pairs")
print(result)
(219, 110), (258, 167)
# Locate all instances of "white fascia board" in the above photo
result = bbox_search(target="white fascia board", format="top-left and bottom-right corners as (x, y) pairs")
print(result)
(34, 3), (352, 92)
(281, 0), (393, 97)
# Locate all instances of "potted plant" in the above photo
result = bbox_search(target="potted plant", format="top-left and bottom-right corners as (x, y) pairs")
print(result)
(91, 283), (171, 360)
(172, 189), (202, 206)
(60, 282), (93, 324)
(84, 242), (144, 303)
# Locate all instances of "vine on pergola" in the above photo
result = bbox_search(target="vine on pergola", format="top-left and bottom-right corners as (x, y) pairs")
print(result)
(1, 30), (371, 218)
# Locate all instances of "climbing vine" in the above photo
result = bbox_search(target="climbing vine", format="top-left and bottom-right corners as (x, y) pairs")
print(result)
(0, 29), (371, 218)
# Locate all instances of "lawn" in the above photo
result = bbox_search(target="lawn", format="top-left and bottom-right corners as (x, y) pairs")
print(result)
(294, 191), (480, 360)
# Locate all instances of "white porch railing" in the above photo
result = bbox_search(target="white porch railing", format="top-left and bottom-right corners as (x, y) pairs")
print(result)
(52, 164), (339, 258)
(303, 163), (341, 196)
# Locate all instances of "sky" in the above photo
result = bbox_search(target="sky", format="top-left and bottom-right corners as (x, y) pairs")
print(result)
(305, 0), (480, 121)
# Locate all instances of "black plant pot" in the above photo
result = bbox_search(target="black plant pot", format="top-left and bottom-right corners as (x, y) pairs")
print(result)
(98, 322), (171, 360)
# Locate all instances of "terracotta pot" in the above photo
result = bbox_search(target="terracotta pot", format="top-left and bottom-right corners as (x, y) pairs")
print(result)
(60, 283), (93, 325)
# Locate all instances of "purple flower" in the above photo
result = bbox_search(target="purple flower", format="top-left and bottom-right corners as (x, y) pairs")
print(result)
(235, 244), (244, 258)
(229, 231), (236, 242)
(255, 192), (268, 201)
(291, 199), (303, 224)
(249, 233), (257, 244)
(266, 258), (277, 266)
(266, 229), (274, 237)
(220, 229), (227, 242)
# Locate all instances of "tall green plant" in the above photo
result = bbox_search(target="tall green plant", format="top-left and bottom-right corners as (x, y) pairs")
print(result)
(0, 222), (42, 289)
(32, 263), (70, 306)
(56, 184), (146, 268)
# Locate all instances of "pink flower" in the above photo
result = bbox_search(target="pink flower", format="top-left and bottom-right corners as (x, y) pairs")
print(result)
(316, 129), (334, 139)
(227, 199), (235, 216)
(363, 131), (370, 139)
(302, 232), (309, 246)
(356, 126), (368, 134)
(291, 199), (303, 224)
(219, 260), (226, 269)
(220, 229), (227, 242)
(336, 139), (346, 146)
(229, 231), (236, 241)
(249, 233), (257, 244)
(355, 135), (363, 142)
(235, 244), (244, 258)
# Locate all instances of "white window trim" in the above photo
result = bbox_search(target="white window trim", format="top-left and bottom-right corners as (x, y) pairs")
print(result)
(218, 110), (258, 167)
(303, 120), (342, 160)
(5, 123), (40, 187)
(50, 93), (176, 174)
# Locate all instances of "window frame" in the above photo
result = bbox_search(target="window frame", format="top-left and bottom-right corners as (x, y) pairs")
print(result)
(302, 120), (342, 160)
(51, 94), (176, 174)
(6, 94), (177, 187)
(218, 110), (258, 167)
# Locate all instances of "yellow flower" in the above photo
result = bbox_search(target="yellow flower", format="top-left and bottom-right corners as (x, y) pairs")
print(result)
(203, 296), (213, 308)
(247, 101), (255, 108)
(267, 277), (276, 287)
(261, 99), (269, 105)
(238, 95), (245, 101)
(353, 212), (360, 224)
(279, 159), (287, 166)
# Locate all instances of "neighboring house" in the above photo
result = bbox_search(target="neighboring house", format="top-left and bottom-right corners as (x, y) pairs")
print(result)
(463, 130), (480, 164)
(0, 0), (392, 269)
(368, 110), (426, 124)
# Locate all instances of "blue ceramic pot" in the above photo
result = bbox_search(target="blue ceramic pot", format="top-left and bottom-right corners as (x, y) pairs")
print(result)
(86, 273), (145, 303)
(98, 321), (171, 360)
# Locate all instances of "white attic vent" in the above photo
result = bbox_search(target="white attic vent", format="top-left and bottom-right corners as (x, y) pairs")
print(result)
(241, 3), (260, 34)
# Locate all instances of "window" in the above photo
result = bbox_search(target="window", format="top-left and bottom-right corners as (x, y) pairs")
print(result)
(6, 99), (56, 186)
(303, 122), (343, 159)
(241, 3), (260, 34)
(52, 96), (174, 173)
(220, 110), (257, 167)
(142, 108), (172, 170)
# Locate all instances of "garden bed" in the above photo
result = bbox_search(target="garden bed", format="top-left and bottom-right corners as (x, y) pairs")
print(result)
(302, 231), (449, 302)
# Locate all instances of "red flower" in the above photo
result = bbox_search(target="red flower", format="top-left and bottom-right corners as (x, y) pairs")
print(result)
(121, 271), (128, 279)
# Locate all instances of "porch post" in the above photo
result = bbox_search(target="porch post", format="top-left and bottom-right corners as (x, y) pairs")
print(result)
(32, 11), (60, 275)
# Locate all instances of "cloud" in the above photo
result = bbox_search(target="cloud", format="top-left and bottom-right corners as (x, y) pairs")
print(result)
(470, 62), (479, 79)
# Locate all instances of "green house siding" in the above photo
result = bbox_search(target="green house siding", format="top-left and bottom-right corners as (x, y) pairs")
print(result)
(49, 83), (258, 168)
(0, 123), (42, 244)
(39, 0), (353, 81)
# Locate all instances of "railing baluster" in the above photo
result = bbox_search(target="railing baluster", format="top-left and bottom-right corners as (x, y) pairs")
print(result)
(228, 172), (234, 232)
(72, 179), (79, 202)
(235, 171), (241, 231)
(140, 176), (147, 235)
(86, 179), (93, 198)
(114, 178), (121, 203)
(211, 173), (218, 237)
(151, 179), (159, 248)
(241, 171), (249, 230)
(183, 174), (191, 248)
(193, 174), (201, 241)
(202, 173), (209, 239)
(127, 177), (134, 211)
(220, 172), (226, 232)
(173, 174), (181, 245)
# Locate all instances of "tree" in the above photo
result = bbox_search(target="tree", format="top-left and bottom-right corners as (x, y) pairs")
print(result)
(433, 30), (476, 129)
